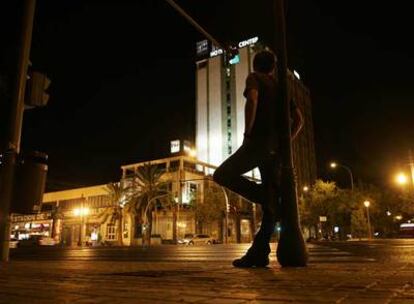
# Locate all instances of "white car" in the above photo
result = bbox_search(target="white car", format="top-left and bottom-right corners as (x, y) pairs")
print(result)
(9, 238), (19, 248)
(178, 234), (215, 245)
(19, 235), (57, 247)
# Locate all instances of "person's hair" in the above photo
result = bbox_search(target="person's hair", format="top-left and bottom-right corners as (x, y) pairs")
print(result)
(253, 50), (276, 73)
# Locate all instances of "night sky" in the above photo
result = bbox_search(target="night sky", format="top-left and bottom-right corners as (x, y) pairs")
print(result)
(2, 1), (414, 190)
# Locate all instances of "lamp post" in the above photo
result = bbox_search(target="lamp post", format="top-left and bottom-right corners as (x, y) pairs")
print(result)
(363, 200), (372, 240)
(330, 162), (354, 191)
(73, 198), (89, 247)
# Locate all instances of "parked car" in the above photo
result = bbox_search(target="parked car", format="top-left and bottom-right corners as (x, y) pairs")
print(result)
(9, 238), (19, 248)
(19, 235), (57, 247)
(178, 234), (216, 245)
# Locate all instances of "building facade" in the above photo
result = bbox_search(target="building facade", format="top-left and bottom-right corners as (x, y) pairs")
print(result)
(11, 156), (257, 246)
(195, 37), (317, 188)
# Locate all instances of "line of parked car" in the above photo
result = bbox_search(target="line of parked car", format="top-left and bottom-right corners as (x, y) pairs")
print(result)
(177, 234), (218, 245)
(9, 235), (58, 248)
(10, 234), (218, 248)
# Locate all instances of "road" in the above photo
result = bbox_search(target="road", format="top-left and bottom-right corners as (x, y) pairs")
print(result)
(3, 239), (414, 303)
(10, 239), (414, 263)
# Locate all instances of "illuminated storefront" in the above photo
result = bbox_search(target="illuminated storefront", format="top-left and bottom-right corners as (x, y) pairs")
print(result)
(11, 213), (53, 240)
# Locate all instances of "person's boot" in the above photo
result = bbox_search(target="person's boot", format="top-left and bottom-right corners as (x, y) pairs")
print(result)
(232, 245), (270, 268)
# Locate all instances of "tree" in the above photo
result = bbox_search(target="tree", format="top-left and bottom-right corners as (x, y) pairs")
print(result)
(105, 181), (136, 246)
(51, 205), (64, 240)
(351, 208), (368, 239)
(194, 182), (226, 238)
(131, 163), (171, 246)
(299, 180), (338, 238)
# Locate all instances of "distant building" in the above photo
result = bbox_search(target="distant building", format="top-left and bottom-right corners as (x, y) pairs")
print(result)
(195, 37), (317, 188)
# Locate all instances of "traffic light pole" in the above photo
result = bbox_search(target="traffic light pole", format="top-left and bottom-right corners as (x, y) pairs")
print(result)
(273, 0), (308, 267)
(0, 0), (36, 262)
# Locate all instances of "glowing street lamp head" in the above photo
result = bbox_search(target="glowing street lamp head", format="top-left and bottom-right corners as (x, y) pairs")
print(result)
(303, 186), (309, 192)
(395, 172), (408, 185)
(330, 162), (337, 169)
(189, 149), (196, 158)
(363, 200), (370, 208)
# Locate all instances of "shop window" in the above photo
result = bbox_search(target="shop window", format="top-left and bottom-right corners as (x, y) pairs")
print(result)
(106, 224), (116, 240)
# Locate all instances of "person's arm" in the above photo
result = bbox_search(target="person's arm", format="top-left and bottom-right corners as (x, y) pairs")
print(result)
(291, 106), (303, 140)
(244, 88), (259, 138)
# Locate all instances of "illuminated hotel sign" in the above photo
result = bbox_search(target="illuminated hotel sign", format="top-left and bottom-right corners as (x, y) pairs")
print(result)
(200, 36), (259, 59)
(196, 39), (209, 57)
(170, 140), (180, 154)
(210, 44), (224, 57)
(238, 36), (258, 48)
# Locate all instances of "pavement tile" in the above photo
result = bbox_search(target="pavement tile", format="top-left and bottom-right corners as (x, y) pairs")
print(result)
(1, 250), (414, 304)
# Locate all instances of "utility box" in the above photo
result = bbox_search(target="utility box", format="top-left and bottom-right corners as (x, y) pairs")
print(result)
(11, 151), (48, 214)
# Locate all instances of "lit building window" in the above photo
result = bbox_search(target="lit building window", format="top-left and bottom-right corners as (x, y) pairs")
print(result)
(106, 224), (116, 240)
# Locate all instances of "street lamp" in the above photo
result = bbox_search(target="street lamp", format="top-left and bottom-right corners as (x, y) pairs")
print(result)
(363, 200), (372, 240)
(188, 149), (196, 158)
(73, 206), (89, 246)
(395, 172), (408, 186)
(330, 162), (354, 191)
(303, 186), (309, 192)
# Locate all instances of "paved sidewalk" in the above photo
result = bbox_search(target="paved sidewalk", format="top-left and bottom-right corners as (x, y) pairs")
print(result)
(1, 246), (414, 303)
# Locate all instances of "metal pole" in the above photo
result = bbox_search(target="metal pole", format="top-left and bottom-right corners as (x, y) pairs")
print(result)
(341, 165), (354, 191)
(366, 206), (372, 240)
(409, 150), (414, 191)
(0, 0), (36, 262)
(273, 0), (308, 267)
(220, 187), (229, 244)
(164, 0), (225, 50)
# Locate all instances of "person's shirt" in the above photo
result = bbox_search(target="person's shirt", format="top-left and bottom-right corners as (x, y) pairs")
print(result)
(243, 72), (277, 142)
(243, 72), (298, 143)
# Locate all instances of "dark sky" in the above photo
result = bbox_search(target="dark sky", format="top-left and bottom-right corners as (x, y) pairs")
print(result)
(2, 1), (414, 190)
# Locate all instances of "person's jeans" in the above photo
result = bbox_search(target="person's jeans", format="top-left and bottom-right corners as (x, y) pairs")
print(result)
(213, 138), (280, 255)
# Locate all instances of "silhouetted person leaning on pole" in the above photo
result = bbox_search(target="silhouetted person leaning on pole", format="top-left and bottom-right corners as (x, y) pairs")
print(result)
(213, 50), (303, 267)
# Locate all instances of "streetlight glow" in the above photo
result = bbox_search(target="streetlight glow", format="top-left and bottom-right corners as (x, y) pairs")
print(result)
(330, 162), (337, 168)
(73, 207), (90, 217)
(303, 186), (309, 192)
(189, 149), (196, 158)
(395, 172), (408, 185)
(364, 200), (370, 208)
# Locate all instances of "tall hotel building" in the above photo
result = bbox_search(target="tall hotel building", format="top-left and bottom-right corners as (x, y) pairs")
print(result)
(195, 37), (317, 188)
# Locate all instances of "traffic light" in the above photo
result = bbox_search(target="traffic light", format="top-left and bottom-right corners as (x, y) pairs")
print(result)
(25, 71), (51, 107)
(225, 45), (239, 65)
(11, 151), (48, 214)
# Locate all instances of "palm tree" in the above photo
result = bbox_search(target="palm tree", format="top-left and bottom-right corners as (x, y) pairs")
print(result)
(51, 205), (64, 241)
(132, 163), (171, 246)
(105, 181), (135, 245)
